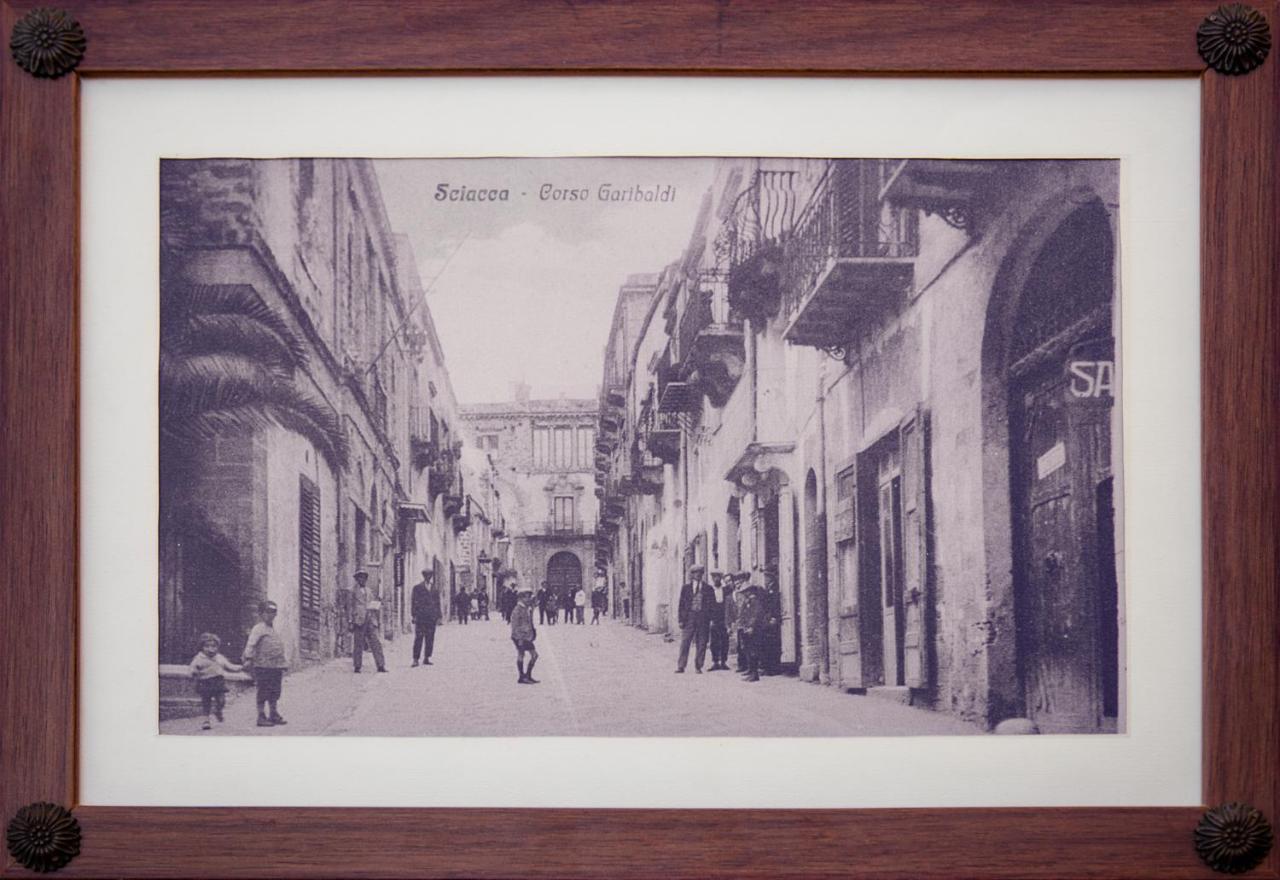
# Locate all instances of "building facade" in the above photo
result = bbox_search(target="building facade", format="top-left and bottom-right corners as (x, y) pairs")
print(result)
(597, 158), (1122, 734)
(462, 392), (598, 607)
(159, 159), (495, 674)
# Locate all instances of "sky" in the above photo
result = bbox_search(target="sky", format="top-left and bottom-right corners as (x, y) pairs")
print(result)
(374, 158), (717, 404)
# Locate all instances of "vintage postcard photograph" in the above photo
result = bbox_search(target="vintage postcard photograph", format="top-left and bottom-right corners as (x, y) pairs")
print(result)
(157, 156), (1121, 737)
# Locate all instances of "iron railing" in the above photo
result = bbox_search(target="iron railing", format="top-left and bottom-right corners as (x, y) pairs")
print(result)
(780, 160), (918, 323)
(720, 170), (799, 272)
(675, 272), (740, 365)
(521, 520), (594, 537)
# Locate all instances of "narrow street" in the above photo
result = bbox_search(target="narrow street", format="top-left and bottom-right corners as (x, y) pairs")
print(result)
(162, 619), (982, 737)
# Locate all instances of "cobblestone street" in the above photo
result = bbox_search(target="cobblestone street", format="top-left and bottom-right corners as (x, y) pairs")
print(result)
(162, 619), (983, 737)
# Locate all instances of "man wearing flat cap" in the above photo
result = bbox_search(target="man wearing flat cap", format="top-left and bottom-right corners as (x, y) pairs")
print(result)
(675, 563), (713, 674)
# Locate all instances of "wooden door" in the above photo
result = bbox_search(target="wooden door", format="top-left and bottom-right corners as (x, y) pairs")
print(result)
(1013, 341), (1113, 732)
(832, 467), (864, 687)
(900, 409), (932, 689)
(878, 473), (905, 687)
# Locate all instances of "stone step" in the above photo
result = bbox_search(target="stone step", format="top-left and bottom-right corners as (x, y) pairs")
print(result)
(866, 685), (912, 705)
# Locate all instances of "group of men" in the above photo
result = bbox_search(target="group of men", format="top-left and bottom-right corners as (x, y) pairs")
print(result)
(342, 567), (446, 673)
(531, 583), (606, 625)
(675, 564), (782, 681)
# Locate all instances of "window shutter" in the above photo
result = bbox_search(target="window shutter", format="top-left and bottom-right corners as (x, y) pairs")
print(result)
(298, 476), (323, 658)
(899, 406), (932, 689)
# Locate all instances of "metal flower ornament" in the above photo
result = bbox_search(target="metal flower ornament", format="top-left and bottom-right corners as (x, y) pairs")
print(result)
(1197, 4), (1272, 75)
(9, 7), (86, 79)
(1194, 803), (1274, 874)
(5, 803), (81, 873)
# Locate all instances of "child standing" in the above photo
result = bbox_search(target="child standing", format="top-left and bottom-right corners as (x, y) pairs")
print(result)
(242, 599), (289, 727)
(189, 633), (243, 730)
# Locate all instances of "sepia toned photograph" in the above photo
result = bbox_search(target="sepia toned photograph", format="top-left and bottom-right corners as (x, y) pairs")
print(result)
(158, 156), (1121, 738)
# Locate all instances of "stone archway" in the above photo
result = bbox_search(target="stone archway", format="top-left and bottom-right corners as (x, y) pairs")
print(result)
(545, 550), (583, 605)
(982, 193), (1118, 733)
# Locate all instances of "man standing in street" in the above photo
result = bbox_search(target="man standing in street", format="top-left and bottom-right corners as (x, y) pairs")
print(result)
(455, 587), (470, 625)
(510, 583), (539, 684)
(762, 564), (783, 675)
(410, 568), (441, 667)
(706, 571), (731, 670)
(351, 570), (387, 674)
(675, 564), (713, 674)
(574, 586), (587, 624)
(735, 575), (765, 682)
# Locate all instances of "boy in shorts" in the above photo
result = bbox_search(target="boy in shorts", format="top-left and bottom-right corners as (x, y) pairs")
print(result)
(243, 600), (289, 727)
(509, 584), (539, 684)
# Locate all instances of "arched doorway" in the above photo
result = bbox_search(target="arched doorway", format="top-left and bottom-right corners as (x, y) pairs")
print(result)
(802, 470), (829, 681)
(546, 551), (583, 609)
(1001, 197), (1118, 733)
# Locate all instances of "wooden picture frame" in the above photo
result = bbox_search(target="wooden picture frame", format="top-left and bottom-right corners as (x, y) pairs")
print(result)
(1, 1), (1275, 876)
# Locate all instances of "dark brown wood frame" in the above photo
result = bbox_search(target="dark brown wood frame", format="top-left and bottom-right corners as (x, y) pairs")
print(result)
(1, 1), (1275, 877)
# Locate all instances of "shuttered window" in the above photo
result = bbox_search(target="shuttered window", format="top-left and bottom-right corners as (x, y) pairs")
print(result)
(299, 476), (322, 657)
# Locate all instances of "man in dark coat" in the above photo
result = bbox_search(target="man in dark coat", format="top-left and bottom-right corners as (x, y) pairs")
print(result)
(706, 571), (731, 670)
(761, 564), (784, 675)
(735, 576), (766, 682)
(410, 568), (441, 667)
(675, 564), (713, 674)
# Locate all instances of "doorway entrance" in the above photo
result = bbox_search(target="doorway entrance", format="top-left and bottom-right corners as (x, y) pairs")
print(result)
(546, 551), (583, 608)
(1007, 198), (1118, 733)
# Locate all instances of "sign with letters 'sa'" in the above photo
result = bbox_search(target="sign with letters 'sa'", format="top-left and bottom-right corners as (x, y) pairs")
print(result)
(1068, 359), (1115, 400)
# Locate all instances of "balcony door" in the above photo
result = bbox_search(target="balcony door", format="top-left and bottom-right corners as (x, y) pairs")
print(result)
(552, 495), (575, 533)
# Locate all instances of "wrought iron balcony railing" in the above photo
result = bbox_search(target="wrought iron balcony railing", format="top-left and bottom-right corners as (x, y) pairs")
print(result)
(520, 520), (594, 537)
(720, 170), (798, 322)
(780, 160), (918, 352)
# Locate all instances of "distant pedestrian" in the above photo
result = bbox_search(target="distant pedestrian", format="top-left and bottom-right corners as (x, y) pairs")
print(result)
(455, 589), (470, 625)
(590, 587), (606, 624)
(189, 632), (243, 730)
(675, 564), (713, 674)
(477, 589), (490, 621)
(410, 568), (442, 667)
(574, 588), (587, 624)
(707, 571), (731, 670)
(510, 584), (539, 684)
(351, 571), (387, 674)
(243, 600), (289, 725)
(562, 590), (575, 625)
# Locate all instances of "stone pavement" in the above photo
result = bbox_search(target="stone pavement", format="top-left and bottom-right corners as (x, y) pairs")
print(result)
(160, 618), (983, 737)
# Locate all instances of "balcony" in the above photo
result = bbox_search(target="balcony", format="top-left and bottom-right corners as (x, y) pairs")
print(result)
(625, 445), (664, 495)
(443, 493), (464, 518)
(676, 272), (744, 408)
(879, 159), (1000, 230)
(428, 443), (461, 499)
(409, 407), (439, 470)
(781, 160), (918, 353)
(639, 404), (682, 464)
(521, 520), (594, 538)
(721, 170), (798, 323)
